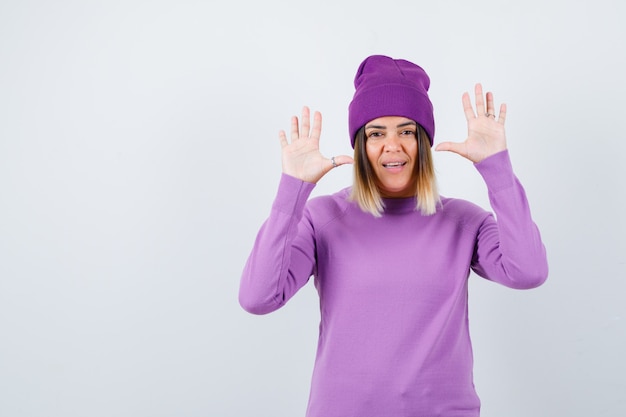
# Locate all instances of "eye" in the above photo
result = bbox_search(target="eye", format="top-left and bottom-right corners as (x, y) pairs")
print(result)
(367, 131), (383, 139)
(400, 129), (416, 136)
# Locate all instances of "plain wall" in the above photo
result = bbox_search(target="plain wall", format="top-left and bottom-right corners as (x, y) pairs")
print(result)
(1, 0), (624, 416)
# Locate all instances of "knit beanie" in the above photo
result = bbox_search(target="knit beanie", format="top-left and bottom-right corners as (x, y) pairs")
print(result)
(348, 55), (435, 148)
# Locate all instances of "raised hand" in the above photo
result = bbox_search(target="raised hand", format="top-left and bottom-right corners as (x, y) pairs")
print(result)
(278, 106), (353, 184)
(435, 83), (507, 163)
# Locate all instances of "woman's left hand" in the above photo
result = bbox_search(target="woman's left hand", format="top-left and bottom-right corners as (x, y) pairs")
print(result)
(435, 83), (507, 163)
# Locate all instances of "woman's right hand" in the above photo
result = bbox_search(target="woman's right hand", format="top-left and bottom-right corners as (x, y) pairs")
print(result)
(279, 106), (353, 184)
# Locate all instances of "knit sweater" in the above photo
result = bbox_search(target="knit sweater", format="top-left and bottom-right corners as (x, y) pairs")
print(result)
(239, 150), (548, 417)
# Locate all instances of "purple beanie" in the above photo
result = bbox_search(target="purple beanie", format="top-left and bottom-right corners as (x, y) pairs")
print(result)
(348, 55), (435, 148)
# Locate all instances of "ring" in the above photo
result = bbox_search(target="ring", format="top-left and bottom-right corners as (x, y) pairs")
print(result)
(331, 156), (337, 168)
(485, 113), (495, 118)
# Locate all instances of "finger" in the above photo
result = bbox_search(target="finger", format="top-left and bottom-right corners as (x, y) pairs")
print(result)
(300, 106), (311, 139)
(497, 102), (507, 125)
(462, 92), (475, 120)
(485, 91), (495, 117)
(290, 115), (299, 141)
(310, 110), (322, 143)
(279, 129), (288, 148)
(474, 83), (485, 115)
(328, 154), (354, 168)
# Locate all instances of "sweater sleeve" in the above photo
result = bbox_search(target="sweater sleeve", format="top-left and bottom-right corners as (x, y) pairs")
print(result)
(238, 174), (317, 314)
(470, 150), (549, 289)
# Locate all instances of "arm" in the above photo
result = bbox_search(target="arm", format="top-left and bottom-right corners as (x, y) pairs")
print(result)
(239, 107), (353, 314)
(437, 84), (547, 288)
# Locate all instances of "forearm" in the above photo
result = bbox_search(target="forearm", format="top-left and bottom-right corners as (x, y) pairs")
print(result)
(473, 150), (549, 288)
(238, 174), (316, 314)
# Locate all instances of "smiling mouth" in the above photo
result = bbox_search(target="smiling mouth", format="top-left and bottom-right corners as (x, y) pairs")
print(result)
(382, 162), (407, 168)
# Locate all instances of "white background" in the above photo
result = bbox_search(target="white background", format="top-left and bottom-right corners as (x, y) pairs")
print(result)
(1, 0), (624, 416)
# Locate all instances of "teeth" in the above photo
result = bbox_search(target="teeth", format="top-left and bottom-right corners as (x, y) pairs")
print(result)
(383, 162), (405, 167)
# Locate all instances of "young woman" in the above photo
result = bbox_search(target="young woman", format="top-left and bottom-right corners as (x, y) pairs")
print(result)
(239, 54), (548, 417)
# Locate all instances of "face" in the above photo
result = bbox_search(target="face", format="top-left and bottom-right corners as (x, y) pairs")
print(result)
(365, 116), (418, 198)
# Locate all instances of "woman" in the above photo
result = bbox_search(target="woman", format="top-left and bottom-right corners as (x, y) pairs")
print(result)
(239, 55), (548, 417)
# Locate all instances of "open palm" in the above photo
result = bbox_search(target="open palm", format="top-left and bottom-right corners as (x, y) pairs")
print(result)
(279, 106), (353, 184)
(436, 84), (507, 163)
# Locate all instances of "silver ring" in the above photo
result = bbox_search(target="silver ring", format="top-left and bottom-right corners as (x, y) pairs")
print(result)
(485, 112), (495, 118)
(331, 156), (337, 168)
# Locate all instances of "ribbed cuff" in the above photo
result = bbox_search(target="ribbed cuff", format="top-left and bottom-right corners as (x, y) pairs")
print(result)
(271, 173), (316, 215)
(474, 150), (516, 193)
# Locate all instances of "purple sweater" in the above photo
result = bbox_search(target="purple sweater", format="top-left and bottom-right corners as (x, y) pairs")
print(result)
(239, 150), (548, 417)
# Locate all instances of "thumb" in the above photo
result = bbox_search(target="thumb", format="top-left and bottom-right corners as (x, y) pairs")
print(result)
(435, 141), (465, 156)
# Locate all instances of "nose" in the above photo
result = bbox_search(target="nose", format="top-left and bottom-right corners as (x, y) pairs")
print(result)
(383, 133), (402, 151)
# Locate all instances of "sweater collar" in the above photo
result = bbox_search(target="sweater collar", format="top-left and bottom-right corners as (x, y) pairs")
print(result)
(381, 196), (418, 214)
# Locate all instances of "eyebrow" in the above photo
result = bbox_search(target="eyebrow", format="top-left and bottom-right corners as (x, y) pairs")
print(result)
(365, 121), (417, 130)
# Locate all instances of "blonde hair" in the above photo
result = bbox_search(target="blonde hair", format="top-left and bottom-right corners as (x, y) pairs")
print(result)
(349, 124), (440, 217)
